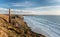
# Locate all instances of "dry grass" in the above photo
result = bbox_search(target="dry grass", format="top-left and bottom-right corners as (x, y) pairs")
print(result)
(0, 14), (46, 37)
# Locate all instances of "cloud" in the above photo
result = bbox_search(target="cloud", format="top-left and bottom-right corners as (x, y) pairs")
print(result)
(23, 5), (60, 15)
(47, 0), (60, 3)
(0, 5), (60, 15)
(0, 8), (8, 11)
(53, 0), (60, 2)
(0, 8), (32, 14)
(12, 1), (33, 7)
(0, 8), (8, 14)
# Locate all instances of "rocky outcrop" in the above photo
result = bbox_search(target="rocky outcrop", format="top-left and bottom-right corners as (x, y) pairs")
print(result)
(0, 14), (46, 37)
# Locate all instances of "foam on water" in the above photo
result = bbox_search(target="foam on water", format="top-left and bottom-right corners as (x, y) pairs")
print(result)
(24, 15), (60, 37)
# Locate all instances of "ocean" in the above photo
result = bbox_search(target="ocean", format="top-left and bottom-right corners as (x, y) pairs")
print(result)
(24, 15), (60, 37)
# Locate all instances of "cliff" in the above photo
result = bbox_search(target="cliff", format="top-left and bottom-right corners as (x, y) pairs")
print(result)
(0, 14), (46, 37)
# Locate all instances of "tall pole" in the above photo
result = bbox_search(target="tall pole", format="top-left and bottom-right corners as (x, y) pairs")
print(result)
(9, 8), (11, 23)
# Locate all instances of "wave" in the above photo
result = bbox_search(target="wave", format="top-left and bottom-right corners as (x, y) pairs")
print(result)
(24, 16), (60, 37)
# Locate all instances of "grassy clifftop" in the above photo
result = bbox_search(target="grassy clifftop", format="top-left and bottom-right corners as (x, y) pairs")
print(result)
(0, 14), (46, 37)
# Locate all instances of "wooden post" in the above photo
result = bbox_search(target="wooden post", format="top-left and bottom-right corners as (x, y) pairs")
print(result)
(9, 8), (11, 23)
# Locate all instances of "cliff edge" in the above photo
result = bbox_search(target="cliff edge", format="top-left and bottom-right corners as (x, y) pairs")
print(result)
(0, 14), (46, 37)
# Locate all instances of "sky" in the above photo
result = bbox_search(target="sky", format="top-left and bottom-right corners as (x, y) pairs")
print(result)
(0, 0), (60, 15)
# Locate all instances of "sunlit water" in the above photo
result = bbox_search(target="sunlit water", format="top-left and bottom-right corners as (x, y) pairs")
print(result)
(24, 15), (60, 37)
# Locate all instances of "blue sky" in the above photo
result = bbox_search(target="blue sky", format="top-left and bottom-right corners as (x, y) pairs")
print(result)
(0, 0), (60, 9)
(0, 0), (60, 15)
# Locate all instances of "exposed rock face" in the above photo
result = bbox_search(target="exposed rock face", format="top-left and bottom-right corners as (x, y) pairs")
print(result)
(0, 14), (46, 37)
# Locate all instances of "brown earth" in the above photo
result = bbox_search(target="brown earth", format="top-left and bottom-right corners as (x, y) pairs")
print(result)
(0, 14), (46, 37)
